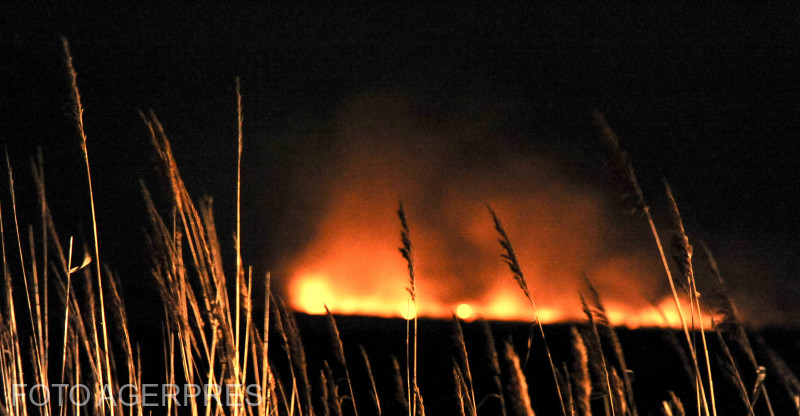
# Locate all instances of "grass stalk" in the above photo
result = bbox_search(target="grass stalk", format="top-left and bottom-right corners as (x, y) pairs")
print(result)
(325, 306), (358, 416)
(359, 345), (381, 416)
(580, 295), (615, 416)
(452, 315), (476, 416)
(583, 275), (636, 415)
(235, 77), (244, 407)
(593, 111), (710, 416)
(490, 207), (567, 416)
(503, 341), (535, 416)
(664, 181), (717, 416)
(398, 203), (417, 416)
(480, 320), (508, 416)
(261, 272), (272, 416)
(569, 326), (591, 416)
(61, 37), (115, 413)
(59, 237), (74, 383)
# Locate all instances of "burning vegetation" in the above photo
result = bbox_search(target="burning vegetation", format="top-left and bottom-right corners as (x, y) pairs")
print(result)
(1, 39), (799, 416)
(285, 95), (709, 328)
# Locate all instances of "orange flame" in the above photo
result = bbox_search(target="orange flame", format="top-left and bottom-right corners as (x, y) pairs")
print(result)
(286, 191), (706, 328)
(291, 268), (712, 328)
(285, 95), (718, 329)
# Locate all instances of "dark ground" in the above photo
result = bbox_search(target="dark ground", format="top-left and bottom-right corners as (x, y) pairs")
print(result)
(126, 313), (800, 416)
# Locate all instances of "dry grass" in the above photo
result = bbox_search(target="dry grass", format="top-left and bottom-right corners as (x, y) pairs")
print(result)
(397, 203), (418, 416)
(359, 345), (381, 416)
(569, 326), (590, 416)
(503, 341), (535, 416)
(479, 320), (507, 416)
(489, 207), (567, 416)
(594, 111), (711, 416)
(2, 39), (800, 416)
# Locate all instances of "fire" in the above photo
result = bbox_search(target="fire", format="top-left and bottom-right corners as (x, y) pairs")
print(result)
(283, 95), (721, 329)
(455, 303), (474, 321)
(287, 206), (717, 328)
(286, 204), (712, 328)
(291, 266), (713, 328)
(402, 304), (417, 320)
(295, 276), (333, 315)
(290, 263), (714, 328)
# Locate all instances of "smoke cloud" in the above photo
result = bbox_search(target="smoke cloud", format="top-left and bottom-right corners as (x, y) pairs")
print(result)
(284, 93), (688, 324)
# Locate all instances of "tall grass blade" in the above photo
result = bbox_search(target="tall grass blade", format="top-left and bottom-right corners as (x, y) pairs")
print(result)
(593, 111), (709, 416)
(398, 202), (417, 416)
(490, 206), (566, 416)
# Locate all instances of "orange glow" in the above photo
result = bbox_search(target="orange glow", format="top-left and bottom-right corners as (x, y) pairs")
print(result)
(284, 96), (728, 328)
(295, 275), (333, 315)
(291, 268), (715, 327)
(401, 303), (417, 320)
(456, 303), (474, 321)
(287, 196), (717, 328)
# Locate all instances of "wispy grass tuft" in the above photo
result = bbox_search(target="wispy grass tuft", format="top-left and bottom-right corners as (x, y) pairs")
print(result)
(480, 320), (508, 416)
(665, 181), (717, 416)
(398, 202), (418, 416)
(451, 314), (476, 416)
(503, 341), (535, 416)
(325, 306), (358, 416)
(594, 111), (711, 416)
(490, 206), (567, 416)
(582, 275), (637, 416)
(569, 326), (591, 416)
(359, 345), (381, 416)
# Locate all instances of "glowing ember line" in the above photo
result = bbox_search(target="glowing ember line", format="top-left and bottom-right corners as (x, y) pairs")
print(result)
(290, 271), (712, 328)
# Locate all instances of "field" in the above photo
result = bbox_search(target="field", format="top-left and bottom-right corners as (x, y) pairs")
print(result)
(1, 39), (799, 416)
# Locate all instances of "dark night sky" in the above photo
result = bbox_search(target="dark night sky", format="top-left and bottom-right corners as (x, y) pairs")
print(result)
(2, 4), (799, 323)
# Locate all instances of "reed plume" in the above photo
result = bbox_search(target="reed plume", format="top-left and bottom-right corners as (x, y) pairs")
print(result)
(749, 365), (769, 411)
(701, 241), (757, 367)
(714, 327), (755, 416)
(391, 354), (410, 413)
(234, 76), (244, 401)
(593, 111), (709, 416)
(663, 391), (685, 416)
(559, 363), (575, 416)
(570, 326), (591, 416)
(702, 242), (776, 414)
(609, 368), (627, 416)
(415, 385), (426, 416)
(454, 366), (467, 416)
(61, 39), (115, 413)
(664, 181), (717, 416)
(325, 306), (358, 416)
(583, 275), (636, 416)
(452, 315), (476, 416)
(282, 300), (314, 416)
(359, 345), (381, 416)
(592, 111), (646, 216)
(320, 368), (332, 416)
(580, 295), (614, 416)
(454, 363), (476, 416)
(398, 203), (418, 416)
(490, 206), (566, 416)
(323, 360), (343, 416)
(480, 320), (508, 416)
(503, 341), (535, 416)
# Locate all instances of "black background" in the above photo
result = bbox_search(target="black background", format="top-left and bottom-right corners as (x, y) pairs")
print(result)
(2, 1), (799, 339)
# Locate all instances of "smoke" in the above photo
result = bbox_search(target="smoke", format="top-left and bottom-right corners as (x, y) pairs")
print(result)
(284, 93), (672, 322)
